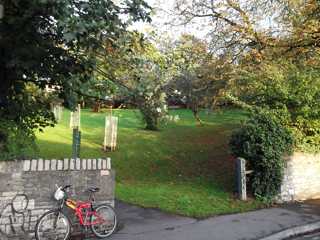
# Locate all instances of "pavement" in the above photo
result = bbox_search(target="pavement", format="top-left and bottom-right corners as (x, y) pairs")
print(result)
(289, 232), (320, 240)
(105, 200), (320, 240)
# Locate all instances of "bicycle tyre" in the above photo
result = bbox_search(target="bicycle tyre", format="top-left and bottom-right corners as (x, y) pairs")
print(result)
(90, 204), (117, 238)
(35, 209), (71, 240)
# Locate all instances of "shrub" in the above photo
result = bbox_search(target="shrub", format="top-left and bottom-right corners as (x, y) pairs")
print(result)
(0, 120), (37, 160)
(229, 110), (294, 201)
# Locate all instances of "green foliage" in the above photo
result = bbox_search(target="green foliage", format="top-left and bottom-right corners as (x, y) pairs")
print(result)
(173, 0), (320, 152)
(167, 34), (230, 124)
(229, 110), (294, 201)
(0, 120), (37, 160)
(131, 58), (169, 130)
(96, 32), (172, 130)
(0, 0), (151, 158)
(234, 58), (320, 152)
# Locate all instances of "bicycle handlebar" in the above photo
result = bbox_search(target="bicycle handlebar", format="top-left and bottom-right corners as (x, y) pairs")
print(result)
(62, 185), (72, 191)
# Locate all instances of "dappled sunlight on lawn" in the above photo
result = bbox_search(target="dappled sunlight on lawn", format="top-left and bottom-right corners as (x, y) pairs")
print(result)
(33, 108), (262, 217)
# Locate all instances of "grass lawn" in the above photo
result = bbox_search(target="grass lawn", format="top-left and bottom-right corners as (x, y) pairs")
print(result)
(32, 108), (263, 218)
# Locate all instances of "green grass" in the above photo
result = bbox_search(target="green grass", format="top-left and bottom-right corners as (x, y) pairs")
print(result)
(32, 108), (263, 218)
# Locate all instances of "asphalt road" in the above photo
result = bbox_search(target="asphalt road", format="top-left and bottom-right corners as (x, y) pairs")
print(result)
(104, 200), (320, 240)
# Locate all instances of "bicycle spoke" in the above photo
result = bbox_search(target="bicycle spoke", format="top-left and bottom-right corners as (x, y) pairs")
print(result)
(91, 205), (117, 238)
(36, 211), (70, 240)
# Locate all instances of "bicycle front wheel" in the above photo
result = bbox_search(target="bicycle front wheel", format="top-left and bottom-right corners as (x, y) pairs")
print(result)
(35, 210), (71, 240)
(90, 204), (117, 238)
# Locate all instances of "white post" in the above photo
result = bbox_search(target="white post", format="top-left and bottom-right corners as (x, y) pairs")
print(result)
(103, 115), (118, 151)
(111, 117), (118, 151)
(236, 158), (247, 201)
(70, 104), (81, 129)
(69, 112), (74, 128)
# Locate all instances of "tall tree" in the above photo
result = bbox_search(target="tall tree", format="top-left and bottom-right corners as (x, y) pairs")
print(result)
(173, 0), (320, 149)
(96, 32), (173, 130)
(168, 34), (230, 124)
(173, 0), (320, 58)
(0, 0), (151, 158)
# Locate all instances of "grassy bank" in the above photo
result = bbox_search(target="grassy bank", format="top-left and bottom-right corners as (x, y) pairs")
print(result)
(33, 108), (262, 218)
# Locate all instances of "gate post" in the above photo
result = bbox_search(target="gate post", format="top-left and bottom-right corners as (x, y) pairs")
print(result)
(236, 158), (247, 200)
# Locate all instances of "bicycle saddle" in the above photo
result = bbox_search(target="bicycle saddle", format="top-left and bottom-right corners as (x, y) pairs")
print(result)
(87, 187), (100, 193)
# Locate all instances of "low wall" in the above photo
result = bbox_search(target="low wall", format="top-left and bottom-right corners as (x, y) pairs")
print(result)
(280, 153), (320, 202)
(0, 158), (115, 239)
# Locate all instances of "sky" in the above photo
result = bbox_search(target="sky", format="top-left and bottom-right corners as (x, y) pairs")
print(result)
(128, 0), (278, 41)
(129, 0), (208, 40)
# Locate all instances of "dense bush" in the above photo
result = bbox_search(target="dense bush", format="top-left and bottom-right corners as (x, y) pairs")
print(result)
(0, 120), (37, 160)
(234, 60), (320, 152)
(229, 110), (294, 201)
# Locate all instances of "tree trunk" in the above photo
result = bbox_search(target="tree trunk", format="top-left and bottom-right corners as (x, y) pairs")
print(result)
(145, 116), (159, 131)
(191, 104), (203, 126)
(193, 110), (203, 126)
(92, 101), (101, 112)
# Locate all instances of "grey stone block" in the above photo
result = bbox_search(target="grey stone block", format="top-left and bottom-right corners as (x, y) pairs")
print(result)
(37, 159), (44, 171)
(87, 159), (92, 170)
(57, 160), (63, 170)
(92, 159), (97, 170)
(102, 159), (107, 170)
(44, 160), (50, 171)
(51, 159), (57, 170)
(12, 172), (22, 179)
(64, 158), (69, 170)
(31, 159), (37, 171)
(23, 160), (31, 172)
(70, 159), (75, 170)
(107, 158), (111, 169)
(97, 159), (102, 170)
(82, 159), (87, 170)
(76, 158), (81, 170)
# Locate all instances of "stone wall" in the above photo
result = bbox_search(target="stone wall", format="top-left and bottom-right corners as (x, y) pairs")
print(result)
(280, 153), (320, 202)
(0, 158), (115, 239)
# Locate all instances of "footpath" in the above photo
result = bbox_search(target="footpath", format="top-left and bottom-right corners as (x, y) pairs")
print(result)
(106, 200), (320, 240)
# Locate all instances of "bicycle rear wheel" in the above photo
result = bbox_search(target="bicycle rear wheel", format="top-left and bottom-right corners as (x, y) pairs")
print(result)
(90, 204), (117, 238)
(35, 210), (70, 240)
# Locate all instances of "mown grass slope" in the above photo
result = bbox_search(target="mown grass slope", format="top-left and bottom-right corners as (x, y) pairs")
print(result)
(33, 108), (262, 218)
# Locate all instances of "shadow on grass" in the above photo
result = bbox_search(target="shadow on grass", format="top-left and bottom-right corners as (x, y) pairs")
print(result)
(32, 139), (110, 160)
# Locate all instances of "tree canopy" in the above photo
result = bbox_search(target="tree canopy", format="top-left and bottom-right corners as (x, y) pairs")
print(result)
(167, 34), (230, 124)
(0, 0), (151, 158)
(172, 0), (320, 150)
(95, 32), (173, 130)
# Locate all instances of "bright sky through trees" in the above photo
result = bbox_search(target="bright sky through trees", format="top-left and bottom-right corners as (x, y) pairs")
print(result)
(129, 0), (208, 39)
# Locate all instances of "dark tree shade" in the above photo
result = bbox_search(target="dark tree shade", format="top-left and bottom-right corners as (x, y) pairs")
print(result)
(0, 0), (151, 158)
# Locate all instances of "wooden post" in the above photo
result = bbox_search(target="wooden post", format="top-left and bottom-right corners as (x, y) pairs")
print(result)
(71, 105), (81, 158)
(236, 158), (247, 201)
(78, 104), (81, 129)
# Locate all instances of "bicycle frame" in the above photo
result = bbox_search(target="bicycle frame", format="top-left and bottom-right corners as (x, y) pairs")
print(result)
(65, 199), (107, 226)
(36, 185), (117, 240)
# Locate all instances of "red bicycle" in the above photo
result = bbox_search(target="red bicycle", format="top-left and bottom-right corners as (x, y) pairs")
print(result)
(35, 185), (117, 240)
